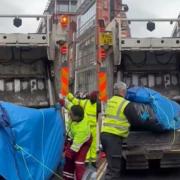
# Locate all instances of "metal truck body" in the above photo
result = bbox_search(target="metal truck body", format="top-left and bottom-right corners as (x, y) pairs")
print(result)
(0, 15), (68, 107)
(105, 18), (180, 170)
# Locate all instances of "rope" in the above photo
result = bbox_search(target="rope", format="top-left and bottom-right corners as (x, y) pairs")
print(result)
(0, 104), (63, 180)
(20, 150), (33, 180)
(40, 110), (45, 180)
(168, 99), (176, 145)
(15, 144), (63, 180)
(171, 116), (176, 145)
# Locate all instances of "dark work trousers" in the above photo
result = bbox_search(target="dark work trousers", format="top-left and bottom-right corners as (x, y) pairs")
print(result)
(101, 132), (123, 180)
(63, 136), (92, 180)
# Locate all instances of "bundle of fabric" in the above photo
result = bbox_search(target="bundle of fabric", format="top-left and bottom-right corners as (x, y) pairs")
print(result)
(0, 102), (65, 180)
(125, 87), (180, 131)
(124, 102), (163, 132)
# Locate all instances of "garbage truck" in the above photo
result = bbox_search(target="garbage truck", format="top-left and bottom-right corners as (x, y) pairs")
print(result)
(0, 14), (69, 107)
(101, 17), (180, 171)
(0, 14), (96, 180)
(0, 14), (69, 180)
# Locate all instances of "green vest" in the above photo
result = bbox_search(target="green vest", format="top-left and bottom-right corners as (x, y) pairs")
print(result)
(101, 96), (130, 138)
(67, 93), (97, 127)
(67, 118), (91, 152)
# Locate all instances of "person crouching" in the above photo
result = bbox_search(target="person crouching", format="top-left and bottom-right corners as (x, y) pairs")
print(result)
(63, 105), (92, 180)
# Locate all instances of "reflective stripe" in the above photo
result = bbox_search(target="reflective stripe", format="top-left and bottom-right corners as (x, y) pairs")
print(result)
(86, 113), (96, 117)
(90, 125), (96, 128)
(71, 134), (91, 152)
(63, 171), (74, 176)
(105, 99), (127, 121)
(105, 115), (126, 121)
(63, 174), (74, 179)
(103, 122), (129, 131)
(75, 161), (84, 165)
(116, 99), (127, 115)
(69, 96), (75, 102)
(86, 158), (96, 162)
(83, 100), (88, 109)
(63, 171), (74, 179)
(67, 137), (72, 141)
(71, 144), (82, 151)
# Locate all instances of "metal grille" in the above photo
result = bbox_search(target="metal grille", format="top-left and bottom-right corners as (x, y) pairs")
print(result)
(75, 68), (96, 93)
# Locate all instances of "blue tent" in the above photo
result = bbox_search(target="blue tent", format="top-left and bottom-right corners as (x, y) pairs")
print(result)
(126, 87), (180, 130)
(0, 102), (65, 180)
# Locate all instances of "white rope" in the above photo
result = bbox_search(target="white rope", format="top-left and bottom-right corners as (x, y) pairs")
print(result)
(171, 118), (176, 145)
(15, 144), (63, 180)
(21, 150), (33, 180)
(40, 110), (45, 180)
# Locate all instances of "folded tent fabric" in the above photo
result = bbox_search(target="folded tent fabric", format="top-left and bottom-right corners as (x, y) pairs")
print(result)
(0, 102), (65, 180)
(126, 87), (180, 131)
(124, 102), (164, 132)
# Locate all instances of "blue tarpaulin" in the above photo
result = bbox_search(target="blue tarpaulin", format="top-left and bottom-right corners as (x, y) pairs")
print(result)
(0, 102), (65, 180)
(126, 87), (180, 130)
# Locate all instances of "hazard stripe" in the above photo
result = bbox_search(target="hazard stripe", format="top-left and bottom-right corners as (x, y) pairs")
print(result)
(98, 71), (107, 102)
(62, 68), (68, 76)
(99, 81), (107, 91)
(61, 77), (68, 85)
(60, 66), (69, 96)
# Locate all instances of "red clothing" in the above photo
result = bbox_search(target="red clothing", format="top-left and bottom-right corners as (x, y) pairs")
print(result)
(63, 136), (92, 180)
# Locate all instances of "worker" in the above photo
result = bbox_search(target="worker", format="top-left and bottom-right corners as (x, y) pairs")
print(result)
(67, 91), (98, 167)
(74, 91), (81, 98)
(100, 81), (130, 180)
(62, 104), (92, 180)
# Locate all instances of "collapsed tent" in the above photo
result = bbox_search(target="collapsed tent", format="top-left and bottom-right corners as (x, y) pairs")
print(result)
(0, 102), (65, 180)
(125, 87), (180, 131)
(124, 102), (163, 132)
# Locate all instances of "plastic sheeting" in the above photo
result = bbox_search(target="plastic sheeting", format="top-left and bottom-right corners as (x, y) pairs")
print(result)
(124, 102), (163, 132)
(126, 87), (180, 131)
(0, 102), (65, 180)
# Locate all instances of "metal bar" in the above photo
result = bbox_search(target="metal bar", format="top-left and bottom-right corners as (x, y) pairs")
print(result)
(120, 48), (180, 51)
(47, 66), (54, 106)
(74, 71), (78, 93)
(56, 12), (78, 15)
(54, 0), (57, 15)
(116, 18), (180, 22)
(46, 16), (50, 46)
(0, 44), (48, 47)
(0, 15), (47, 18)
(77, 15), (96, 37)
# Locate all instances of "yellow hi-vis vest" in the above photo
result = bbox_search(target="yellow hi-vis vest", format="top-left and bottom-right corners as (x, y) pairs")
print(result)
(68, 118), (91, 152)
(101, 96), (130, 138)
(67, 93), (97, 127)
(66, 101), (91, 152)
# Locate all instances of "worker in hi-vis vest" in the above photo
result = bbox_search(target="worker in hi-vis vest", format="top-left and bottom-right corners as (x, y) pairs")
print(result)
(101, 81), (130, 180)
(67, 91), (98, 167)
(60, 101), (92, 180)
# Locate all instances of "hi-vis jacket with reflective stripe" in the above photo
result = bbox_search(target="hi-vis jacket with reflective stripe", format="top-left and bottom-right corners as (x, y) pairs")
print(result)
(67, 93), (97, 127)
(101, 96), (130, 138)
(66, 101), (91, 152)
